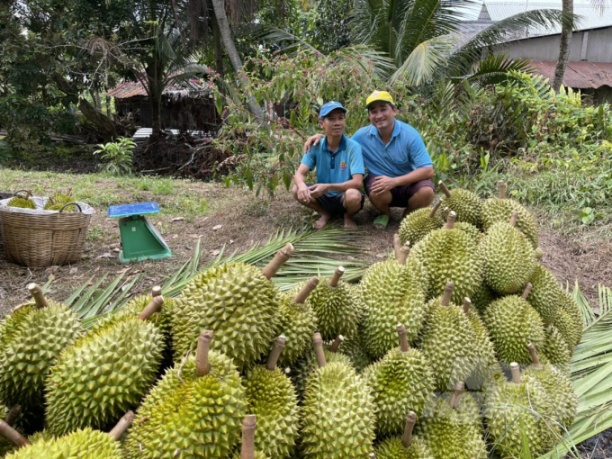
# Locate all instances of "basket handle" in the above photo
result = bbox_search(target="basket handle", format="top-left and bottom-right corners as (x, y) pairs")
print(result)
(13, 190), (32, 200)
(58, 202), (83, 213)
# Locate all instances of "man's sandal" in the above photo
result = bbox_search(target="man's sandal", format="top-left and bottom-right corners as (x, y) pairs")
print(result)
(373, 214), (390, 229)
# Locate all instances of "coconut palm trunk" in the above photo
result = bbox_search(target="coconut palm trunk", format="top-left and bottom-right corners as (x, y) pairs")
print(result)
(552, 0), (573, 91)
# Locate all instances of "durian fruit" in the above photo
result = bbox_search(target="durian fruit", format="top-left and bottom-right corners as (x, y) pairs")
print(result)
(6, 192), (36, 209)
(299, 333), (376, 458)
(552, 292), (583, 351)
(416, 382), (487, 459)
(361, 235), (428, 359)
(172, 244), (293, 370)
(483, 283), (546, 367)
(438, 181), (484, 228)
(398, 200), (443, 246)
(542, 325), (572, 372)
(461, 298), (501, 391)
(363, 324), (434, 437)
(453, 221), (482, 243)
(244, 336), (299, 458)
(336, 330), (372, 372)
(375, 412), (434, 459)
(479, 211), (537, 295)
(485, 362), (558, 457)
(0, 284), (81, 428)
(45, 296), (164, 436)
(234, 415), (271, 459)
(469, 283), (499, 315)
(527, 265), (564, 324)
(305, 266), (360, 340)
(418, 283), (479, 391)
(275, 277), (319, 367)
(1, 411), (133, 459)
(411, 211), (483, 304)
(482, 180), (539, 248)
(124, 331), (246, 458)
(524, 343), (577, 430)
(43, 189), (75, 211)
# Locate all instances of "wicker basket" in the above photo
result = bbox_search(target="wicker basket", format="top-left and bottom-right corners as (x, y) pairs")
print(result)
(0, 197), (94, 268)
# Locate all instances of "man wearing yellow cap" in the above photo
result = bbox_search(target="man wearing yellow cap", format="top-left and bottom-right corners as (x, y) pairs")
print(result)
(304, 91), (434, 228)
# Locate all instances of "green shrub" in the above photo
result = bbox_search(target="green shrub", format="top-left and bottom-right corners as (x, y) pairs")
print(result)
(93, 137), (136, 175)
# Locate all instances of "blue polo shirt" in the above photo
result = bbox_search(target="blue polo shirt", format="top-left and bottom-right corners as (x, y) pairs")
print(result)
(301, 134), (365, 196)
(352, 120), (432, 177)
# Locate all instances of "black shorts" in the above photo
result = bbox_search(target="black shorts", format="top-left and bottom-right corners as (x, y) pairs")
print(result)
(317, 192), (365, 216)
(364, 175), (435, 208)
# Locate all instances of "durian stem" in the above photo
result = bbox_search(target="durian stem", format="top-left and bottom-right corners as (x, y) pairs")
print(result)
(240, 414), (257, 459)
(397, 242), (410, 266)
(0, 420), (29, 447)
(444, 211), (456, 229)
(151, 286), (162, 297)
(497, 180), (507, 199)
(393, 233), (402, 261)
(401, 411), (417, 448)
(294, 277), (319, 304)
(462, 298), (472, 315)
(429, 200), (442, 218)
(397, 324), (410, 352)
(521, 283), (533, 300)
(108, 411), (135, 441)
(441, 282), (454, 306)
(438, 181), (452, 198)
(5, 405), (21, 426)
(27, 283), (47, 308)
(329, 266), (345, 288)
(266, 335), (286, 370)
(195, 330), (214, 376)
(330, 335), (344, 353)
(261, 243), (294, 280)
(527, 343), (542, 369)
(510, 362), (522, 384)
(313, 333), (326, 368)
(138, 296), (164, 321)
(509, 211), (518, 227)
(450, 381), (465, 409)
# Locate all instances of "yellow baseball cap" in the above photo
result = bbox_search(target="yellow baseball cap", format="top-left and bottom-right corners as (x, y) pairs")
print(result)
(365, 90), (395, 108)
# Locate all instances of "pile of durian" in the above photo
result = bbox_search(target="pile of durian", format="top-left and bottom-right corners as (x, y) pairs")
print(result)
(0, 180), (583, 458)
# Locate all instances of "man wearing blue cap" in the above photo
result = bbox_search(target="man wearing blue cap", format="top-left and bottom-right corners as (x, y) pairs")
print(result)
(293, 101), (365, 229)
(304, 91), (435, 229)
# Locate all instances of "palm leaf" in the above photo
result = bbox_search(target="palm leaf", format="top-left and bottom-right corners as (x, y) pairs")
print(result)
(539, 283), (612, 458)
(391, 34), (457, 85)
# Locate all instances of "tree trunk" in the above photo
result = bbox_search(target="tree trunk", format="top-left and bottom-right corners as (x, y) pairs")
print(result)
(552, 0), (573, 92)
(146, 65), (164, 139)
(78, 98), (118, 140)
(210, 0), (264, 121)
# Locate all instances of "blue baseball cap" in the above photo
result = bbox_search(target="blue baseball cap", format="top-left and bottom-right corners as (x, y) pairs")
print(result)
(319, 101), (347, 119)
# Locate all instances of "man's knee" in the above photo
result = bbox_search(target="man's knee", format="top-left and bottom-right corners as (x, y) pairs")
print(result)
(344, 188), (362, 207)
(414, 185), (435, 204)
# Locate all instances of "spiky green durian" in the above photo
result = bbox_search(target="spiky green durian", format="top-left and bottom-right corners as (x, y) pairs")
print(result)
(172, 250), (288, 369)
(411, 212), (483, 304)
(304, 267), (360, 341)
(553, 292), (583, 350)
(542, 325), (571, 372)
(299, 334), (375, 458)
(124, 331), (245, 458)
(6, 196), (35, 209)
(244, 336), (299, 458)
(375, 412), (434, 459)
(232, 415), (271, 459)
(453, 221), (482, 243)
(398, 201), (444, 246)
(274, 278), (319, 367)
(483, 286), (546, 367)
(416, 384), (487, 459)
(524, 344), (577, 429)
(0, 284), (81, 417)
(418, 284), (479, 391)
(43, 191), (74, 211)
(45, 301), (163, 436)
(361, 242), (428, 359)
(469, 283), (499, 315)
(438, 182), (484, 228)
(336, 331), (372, 372)
(485, 363), (558, 458)
(527, 265), (564, 324)
(479, 214), (537, 295)
(482, 180), (539, 248)
(363, 325), (434, 437)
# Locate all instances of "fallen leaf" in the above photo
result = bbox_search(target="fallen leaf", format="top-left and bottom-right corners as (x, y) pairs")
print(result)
(212, 224), (223, 231)
(69, 267), (78, 275)
(171, 217), (184, 222)
(97, 253), (114, 259)
(211, 249), (220, 256)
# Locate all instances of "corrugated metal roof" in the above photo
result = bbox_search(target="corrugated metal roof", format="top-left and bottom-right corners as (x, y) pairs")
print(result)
(527, 61), (612, 88)
(108, 79), (213, 99)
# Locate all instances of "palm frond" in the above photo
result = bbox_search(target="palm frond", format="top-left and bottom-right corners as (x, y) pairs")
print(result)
(391, 34), (457, 86)
(539, 283), (612, 458)
(459, 54), (533, 86)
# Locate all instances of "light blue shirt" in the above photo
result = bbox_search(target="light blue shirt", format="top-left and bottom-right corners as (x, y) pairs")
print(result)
(352, 120), (432, 177)
(301, 134), (365, 196)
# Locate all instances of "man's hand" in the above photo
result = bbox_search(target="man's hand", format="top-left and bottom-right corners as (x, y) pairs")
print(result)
(308, 183), (328, 198)
(303, 134), (325, 153)
(370, 176), (397, 195)
(297, 185), (312, 203)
